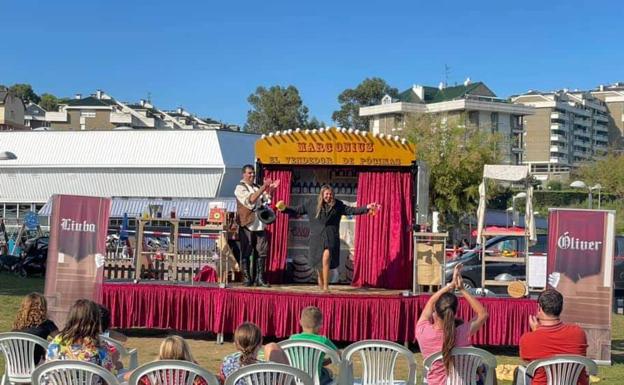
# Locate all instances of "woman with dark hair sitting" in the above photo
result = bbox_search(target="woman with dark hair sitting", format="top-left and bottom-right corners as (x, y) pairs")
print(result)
(46, 299), (114, 371)
(416, 264), (490, 385)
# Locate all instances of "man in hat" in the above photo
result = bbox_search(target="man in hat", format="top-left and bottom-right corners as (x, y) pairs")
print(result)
(234, 164), (279, 287)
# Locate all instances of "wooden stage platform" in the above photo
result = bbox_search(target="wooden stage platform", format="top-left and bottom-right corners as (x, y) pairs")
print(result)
(103, 281), (536, 346)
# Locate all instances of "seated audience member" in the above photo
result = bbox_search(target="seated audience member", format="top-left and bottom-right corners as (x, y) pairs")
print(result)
(219, 322), (288, 385)
(12, 292), (59, 363)
(416, 264), (490, 385)
(289, 306), (337, 385)
(128, 335), (208, 385)
(516, 289), (588, 385)
(46, 299), (114, 372)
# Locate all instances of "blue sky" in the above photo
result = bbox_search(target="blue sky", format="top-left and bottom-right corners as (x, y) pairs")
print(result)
(2, 0), (623, 126)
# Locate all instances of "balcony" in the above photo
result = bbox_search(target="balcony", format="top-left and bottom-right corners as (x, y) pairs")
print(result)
(45, 111), (68, 122)
(574, 129), (590, 138)
(550, 112), (568, 121)
(574, 150), (589, 158)
(550, 134), (567, 143)
(550, 145), (567, 153)
(110, 112), (132, 124)
(550, 123), (567, 131)
(594, 114), (609, 123)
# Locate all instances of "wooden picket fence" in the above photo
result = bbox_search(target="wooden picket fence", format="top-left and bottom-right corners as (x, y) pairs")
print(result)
(104, 260), (217, 282)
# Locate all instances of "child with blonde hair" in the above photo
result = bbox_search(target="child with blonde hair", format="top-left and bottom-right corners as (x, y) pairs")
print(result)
(127, 335), (207, 385)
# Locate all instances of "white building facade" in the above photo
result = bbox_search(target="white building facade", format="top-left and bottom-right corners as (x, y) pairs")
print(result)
(0, 130), (258, 228)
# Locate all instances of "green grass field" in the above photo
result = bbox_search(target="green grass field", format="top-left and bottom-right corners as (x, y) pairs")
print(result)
(1, 272), (623, 384)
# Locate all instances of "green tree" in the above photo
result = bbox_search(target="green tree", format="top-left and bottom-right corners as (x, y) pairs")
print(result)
(8, 83), (40, 104)
(404, 114), (502, 232)
(332, 77), (398, 130)
(39, 93), (59, 111)
(576, 152), (624, 199)
(244, 85), (310, 133)
(304, 117), (326, 131)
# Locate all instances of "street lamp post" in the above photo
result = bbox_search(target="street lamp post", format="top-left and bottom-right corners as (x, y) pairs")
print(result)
(570, 180), (602, 209)
(512, 192), (527, 227)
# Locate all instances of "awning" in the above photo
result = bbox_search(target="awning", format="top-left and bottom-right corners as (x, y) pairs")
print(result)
(38, 196), (237, 218)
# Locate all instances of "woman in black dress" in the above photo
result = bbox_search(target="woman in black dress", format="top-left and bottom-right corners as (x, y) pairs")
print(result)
(278, 184), (379, 292)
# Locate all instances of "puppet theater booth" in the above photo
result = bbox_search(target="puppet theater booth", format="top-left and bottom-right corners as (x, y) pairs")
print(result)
(102, 129), (539, 345)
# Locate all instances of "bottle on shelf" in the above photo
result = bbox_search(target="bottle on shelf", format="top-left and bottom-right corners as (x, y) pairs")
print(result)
(293, 182), (301, 194)
(314, 182), (321, 194)
(302, 182), (309, 194)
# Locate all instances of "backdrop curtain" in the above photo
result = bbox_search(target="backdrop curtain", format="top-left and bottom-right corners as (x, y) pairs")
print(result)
(352, 170), (413, 289)
(263, 168), (292, 283)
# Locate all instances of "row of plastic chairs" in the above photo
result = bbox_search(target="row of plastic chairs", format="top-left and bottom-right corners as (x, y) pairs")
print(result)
(0, 331), (599, 385)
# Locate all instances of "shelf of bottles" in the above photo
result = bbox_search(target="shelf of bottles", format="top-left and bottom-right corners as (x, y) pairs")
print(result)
(288, 168), (359, 283)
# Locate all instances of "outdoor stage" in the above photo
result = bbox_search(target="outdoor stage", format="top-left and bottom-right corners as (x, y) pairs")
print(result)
(103, 282), (537, 346)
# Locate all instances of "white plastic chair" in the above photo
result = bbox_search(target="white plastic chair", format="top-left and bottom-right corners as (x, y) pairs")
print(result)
(422, 347), (496, 385)
(99, 334), (139, 370)
(0, 331), (49, 385)
(278, 339), (342, 385)
(224, 363), (313, 385)
(128, 360), (219, 385)
(519, 355), (597, 385)
(31, 360), (120, 385)
(341, 339), (416, 385)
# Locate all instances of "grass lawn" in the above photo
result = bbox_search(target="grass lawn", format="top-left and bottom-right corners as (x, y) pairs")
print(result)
(1, 272), (623, 384)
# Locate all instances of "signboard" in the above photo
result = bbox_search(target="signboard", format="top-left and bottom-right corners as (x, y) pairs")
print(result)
(24, 211), (39, 230)
(44, 195), (111, 327)
(255, 127), (416, 167)
(547, 208), (615, 363)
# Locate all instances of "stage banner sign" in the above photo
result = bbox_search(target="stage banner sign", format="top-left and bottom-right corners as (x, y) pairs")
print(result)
(547, 208), (615, 363)
(255, 127), (416, 167)
(44, 194), (111, 327)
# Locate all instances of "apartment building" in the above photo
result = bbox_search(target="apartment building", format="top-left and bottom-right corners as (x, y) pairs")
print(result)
(24, 103), (49, 129)
(359, 80), (534, 165)
(0, 87), (27, 131)
(591, 82), (624, 147)
(512, 90), (610, 181)
(24, 90), (233, 131)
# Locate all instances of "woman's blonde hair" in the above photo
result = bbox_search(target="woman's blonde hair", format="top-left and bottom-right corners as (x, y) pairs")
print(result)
(234, 322), (263, 366)
(13, 292), (48, 330)
(158, 335), (197, 363)
(315, 185), (335, 218)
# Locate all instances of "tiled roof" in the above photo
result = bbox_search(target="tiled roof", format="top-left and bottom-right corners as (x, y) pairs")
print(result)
(397, 82), (493, 104)
(64, 96), (116, 107)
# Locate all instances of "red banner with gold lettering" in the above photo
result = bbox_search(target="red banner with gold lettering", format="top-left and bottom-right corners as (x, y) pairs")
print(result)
(547, 208), (615, 363)
(44, 194), (111, 327)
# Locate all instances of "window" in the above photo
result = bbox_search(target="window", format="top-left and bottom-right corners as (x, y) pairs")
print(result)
(468, 111), (479, 126)
(490, 112), (499, 132)
(81, 111), (96, 118)
(5, 204), (17, 219)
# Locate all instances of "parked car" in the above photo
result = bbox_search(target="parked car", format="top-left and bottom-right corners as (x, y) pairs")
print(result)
(446, 234), (624, 291)
(444, 234), (547, 289)
(613, 235), (624, 291)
